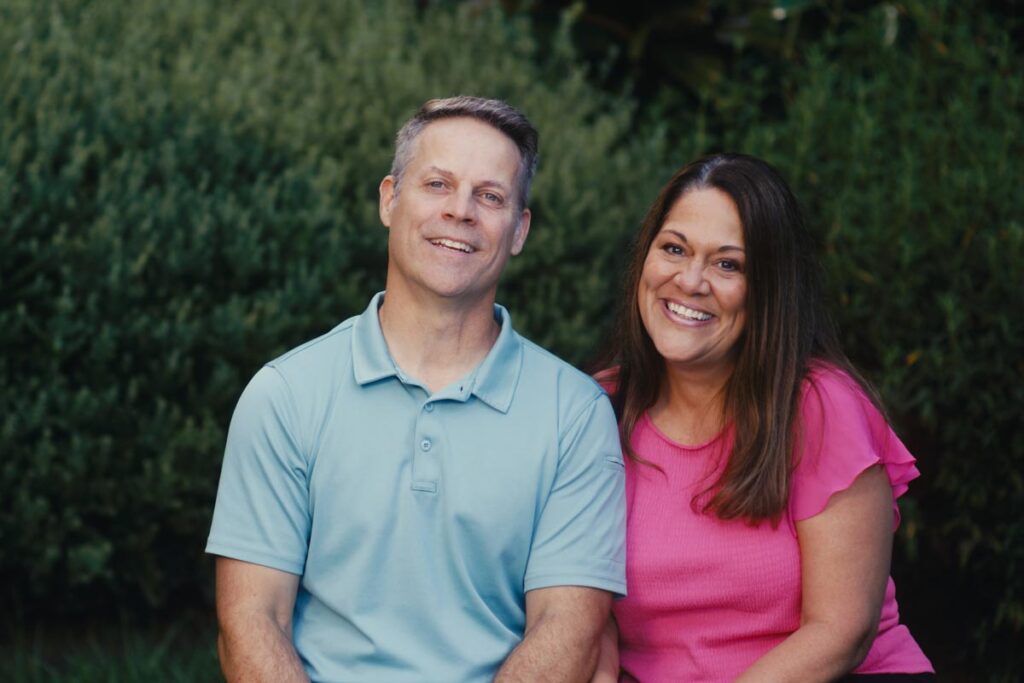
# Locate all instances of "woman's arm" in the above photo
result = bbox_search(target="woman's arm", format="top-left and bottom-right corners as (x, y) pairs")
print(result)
(734, 465), (893, 683)
(589, 617), (620, 683)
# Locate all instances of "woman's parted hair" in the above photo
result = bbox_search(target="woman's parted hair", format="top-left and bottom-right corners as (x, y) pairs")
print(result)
(605, 153), (869, 522)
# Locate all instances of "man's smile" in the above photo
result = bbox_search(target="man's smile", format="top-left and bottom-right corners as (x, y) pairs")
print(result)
(430, 237), (476, 253)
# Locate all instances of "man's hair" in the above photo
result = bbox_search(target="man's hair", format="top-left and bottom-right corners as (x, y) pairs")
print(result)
(390, 96), (539, 209)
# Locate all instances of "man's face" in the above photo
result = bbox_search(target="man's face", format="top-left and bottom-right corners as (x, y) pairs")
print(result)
(379, 117), (531, 307)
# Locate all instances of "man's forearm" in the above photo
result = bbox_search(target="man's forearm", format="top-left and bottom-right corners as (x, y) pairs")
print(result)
(494, 610), (604, 683)
(218, 615), (309, 683)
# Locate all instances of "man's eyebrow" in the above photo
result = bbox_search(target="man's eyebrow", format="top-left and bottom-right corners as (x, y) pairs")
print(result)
(424, 165), (454, 178)
(478, 179), (511, 191)
(423, 166), (510, 191)
(661, 229), (745, 253)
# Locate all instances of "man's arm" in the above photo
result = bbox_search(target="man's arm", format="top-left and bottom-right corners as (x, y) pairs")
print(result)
(494, 586), (612, 683)
(216, 557), (310, 683)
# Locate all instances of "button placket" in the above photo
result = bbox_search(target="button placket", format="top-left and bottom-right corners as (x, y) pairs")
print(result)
(411, 404), (442, 493)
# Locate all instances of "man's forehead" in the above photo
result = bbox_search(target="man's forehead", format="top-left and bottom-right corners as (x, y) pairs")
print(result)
(420, 115), (510, 139)
(409, 118), (520, 170)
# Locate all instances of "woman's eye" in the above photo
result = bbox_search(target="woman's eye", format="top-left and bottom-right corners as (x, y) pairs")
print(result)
(718, 259), (741, 272)
(662, 244), (684, 256)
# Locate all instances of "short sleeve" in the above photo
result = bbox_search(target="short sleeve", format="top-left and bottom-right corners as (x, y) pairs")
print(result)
(524, 393), (627, 596)
(206, 365), (311, 575)
(789, 367), (921, 528)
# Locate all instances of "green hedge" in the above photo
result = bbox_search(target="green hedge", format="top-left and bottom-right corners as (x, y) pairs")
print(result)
(705, 3), (1023, 674)
(0, 0), (665, 611)
(1, 0), (1021, 677)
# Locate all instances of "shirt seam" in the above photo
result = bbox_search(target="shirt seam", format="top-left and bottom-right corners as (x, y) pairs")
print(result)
(557, 391), (607, 452)
(266, 364), (309, 466)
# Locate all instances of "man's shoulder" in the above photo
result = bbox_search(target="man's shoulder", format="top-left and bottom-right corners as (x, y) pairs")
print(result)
(515, 333), (605, 403)
(264, 314), (359, 382)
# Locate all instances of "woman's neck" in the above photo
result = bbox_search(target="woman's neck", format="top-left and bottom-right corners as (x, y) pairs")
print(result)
(649, 362), (732, 446)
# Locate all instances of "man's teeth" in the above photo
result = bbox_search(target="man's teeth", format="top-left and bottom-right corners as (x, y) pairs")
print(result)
(667, 301), (712, 321)
(431, 238), (474, 253)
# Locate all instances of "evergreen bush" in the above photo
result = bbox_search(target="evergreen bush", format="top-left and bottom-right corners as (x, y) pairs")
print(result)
(695, 2), (1023, 674)
(0, 0), (664, 612)
(2, 0), (1021, 676)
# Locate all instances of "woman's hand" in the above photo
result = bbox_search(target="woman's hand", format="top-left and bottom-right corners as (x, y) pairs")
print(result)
(734, 465), (893, 683)
(589, 617), (620, 683)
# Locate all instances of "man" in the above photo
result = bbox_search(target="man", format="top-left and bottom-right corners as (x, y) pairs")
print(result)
(207, 96), (626, 682)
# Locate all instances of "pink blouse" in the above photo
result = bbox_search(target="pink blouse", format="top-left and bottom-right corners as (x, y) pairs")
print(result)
(612, 366), (933, 682)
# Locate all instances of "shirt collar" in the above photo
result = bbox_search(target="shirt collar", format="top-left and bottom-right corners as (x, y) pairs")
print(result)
(351, 292), (523, 413)
(352, 292), (399, 385)
(467, 303), (522, 413)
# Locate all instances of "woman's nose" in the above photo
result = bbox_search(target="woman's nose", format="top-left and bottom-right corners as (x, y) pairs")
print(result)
(673, 260), (710, 295)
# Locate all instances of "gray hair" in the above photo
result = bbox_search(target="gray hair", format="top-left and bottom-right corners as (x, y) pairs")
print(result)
(389, 96), (539, 210)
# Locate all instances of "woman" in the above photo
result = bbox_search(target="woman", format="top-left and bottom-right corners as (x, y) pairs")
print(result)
(594, 154), (934, 682)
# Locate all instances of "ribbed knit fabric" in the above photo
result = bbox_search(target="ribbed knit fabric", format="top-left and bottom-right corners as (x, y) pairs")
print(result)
(612, 366), (933, 682)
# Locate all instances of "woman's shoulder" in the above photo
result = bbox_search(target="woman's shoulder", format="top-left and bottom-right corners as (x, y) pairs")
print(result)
(592, 366), (620, 397)
(802, 360), (865, 394)
(790, 360), (920, 524)
(798, 360), (891, 455)
(799, 361), (879, 426)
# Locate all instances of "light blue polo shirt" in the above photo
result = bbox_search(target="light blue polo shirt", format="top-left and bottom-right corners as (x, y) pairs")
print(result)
(207, 292), (626, 682)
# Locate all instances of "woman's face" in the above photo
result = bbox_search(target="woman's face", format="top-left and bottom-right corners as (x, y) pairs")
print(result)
(637, 188), (748, 377)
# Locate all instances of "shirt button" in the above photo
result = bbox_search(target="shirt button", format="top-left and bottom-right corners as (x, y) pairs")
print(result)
(420, 439), (432, 451)
(424, 403), (434, 412)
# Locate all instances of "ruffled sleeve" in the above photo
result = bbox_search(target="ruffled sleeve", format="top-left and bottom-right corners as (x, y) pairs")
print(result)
(789, 365), (921, 528)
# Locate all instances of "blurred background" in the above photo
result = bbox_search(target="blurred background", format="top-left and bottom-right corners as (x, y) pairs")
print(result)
(1, 0), (1021, 680)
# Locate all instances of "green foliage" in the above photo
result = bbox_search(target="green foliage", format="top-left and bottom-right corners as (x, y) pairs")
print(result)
(1, 0), (1022, 678)
(1, 616), (219, 682)
(692, 1), (1023, 675)
(0, 0), (664, 613)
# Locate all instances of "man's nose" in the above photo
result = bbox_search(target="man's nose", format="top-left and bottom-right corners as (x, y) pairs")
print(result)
(442, 188), (477, 224)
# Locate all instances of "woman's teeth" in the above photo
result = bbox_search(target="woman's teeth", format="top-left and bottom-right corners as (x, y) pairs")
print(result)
(667, 301), (712, 321)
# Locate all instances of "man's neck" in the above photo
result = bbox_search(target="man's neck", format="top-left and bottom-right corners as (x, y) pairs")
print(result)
(378, 288), (500, 395)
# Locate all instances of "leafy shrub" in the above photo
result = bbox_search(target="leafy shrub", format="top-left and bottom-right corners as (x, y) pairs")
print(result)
(0, 0), (665, 612)
(2, 0), (1021, 678)
(692, 2), (1023, 676)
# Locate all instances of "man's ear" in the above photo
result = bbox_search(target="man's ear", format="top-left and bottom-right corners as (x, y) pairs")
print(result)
(510, 208), (531, 256)
(378, 176), (396, 228)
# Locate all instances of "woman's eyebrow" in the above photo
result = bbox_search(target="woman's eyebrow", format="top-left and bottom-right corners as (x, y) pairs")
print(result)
(660, 229), (744, 253)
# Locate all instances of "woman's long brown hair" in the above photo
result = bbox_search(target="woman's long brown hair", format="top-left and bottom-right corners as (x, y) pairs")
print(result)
(598, 154), (879, 523)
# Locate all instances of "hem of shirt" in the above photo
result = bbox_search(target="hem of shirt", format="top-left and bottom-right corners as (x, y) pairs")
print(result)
(205, 541), (305, 576)
(524, 572), (626, 597)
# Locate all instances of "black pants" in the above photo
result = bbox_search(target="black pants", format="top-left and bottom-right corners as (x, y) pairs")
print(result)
(839, 674), (936, 682)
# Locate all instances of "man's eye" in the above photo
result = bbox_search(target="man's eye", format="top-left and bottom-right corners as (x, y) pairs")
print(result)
(428, 180), (446, 189)
(482, 192), (502, 204)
